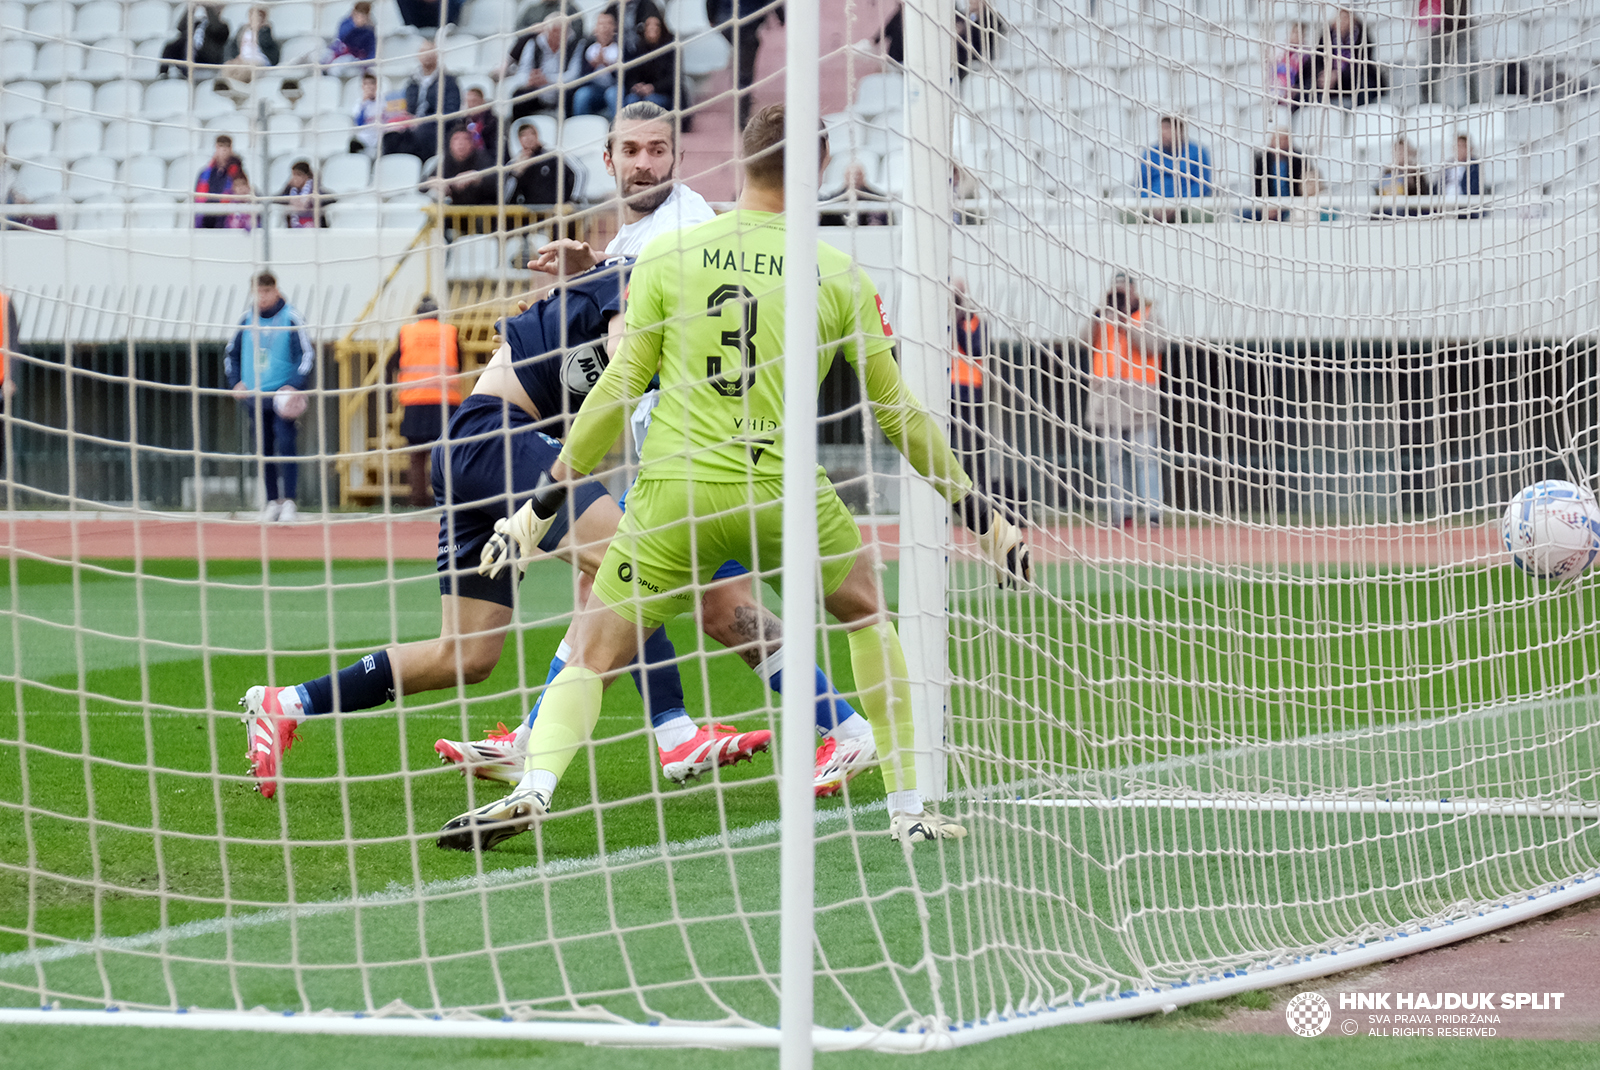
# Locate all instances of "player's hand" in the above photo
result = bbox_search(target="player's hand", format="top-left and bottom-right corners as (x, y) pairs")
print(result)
(958, 494), (1032, 587)
(477, 475), (571, 579)
(530, 239), (596, 277)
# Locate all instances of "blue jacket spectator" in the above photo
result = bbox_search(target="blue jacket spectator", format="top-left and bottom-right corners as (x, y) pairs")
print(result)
(1139, 116), (1213, 199)
(225, 281), (314, 393)
(1436, 136), (1481, 194)
(325, 1), (377, 64)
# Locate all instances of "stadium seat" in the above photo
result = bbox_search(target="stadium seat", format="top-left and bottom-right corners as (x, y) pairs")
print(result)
(880, 149), (906, 196)
(150, 121), (200, 160)
(55, 116), (104, 160)
(25, 3), (71, 38)
(122, 154), (167, 193)
(166, 156), (201, 194)
(559, 113), (609, 200)
(2, 40), (36, 80)
(76, 194), (127, 229)
(1481, 19), (1523, 61)
(80, 38), (149, 82)
(45, 80), (94, 121)
(327, 195), (383, 228)
(0, 82), (46, 123)
(305, 114), (355, 157)
(679, 31), (730, 78)
(374, 33), (424, 77)
(851, 72), (903, 119)
(373, 152), (422, 194)
(0, 1), (23, 30)
(1457, 106), (1508, 154)
(128, 194), (179, 227)
(961, 75), (1018, 114)
(460, 0), (513, 35)
(126, 0), (173, 42)
(15, 158), (66, 199)
(290, 75), (345, 118)
(102, 120), (154, 157)
(66, 155), (118, 200)
(278, 34), (327, 70)
(664, 0), (711, 34)
(439, 32), (480, 72)
(272, 3), (318, 39)
(4, 115), (54, 158)
(74, 0), (126, 43)
(1507, 103), (1560, 146)
(264, 111), (304, 157)
(819, 147), (883, 196)
(190, 86), (237, 120)
(380, 195), (430, 230)
(94, 79), (144, 118)
(204, 112), (251, 143)
(320, 152), (373, 194)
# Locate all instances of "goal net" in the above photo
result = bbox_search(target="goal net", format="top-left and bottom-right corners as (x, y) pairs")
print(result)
(3, 0), (1600, 1053)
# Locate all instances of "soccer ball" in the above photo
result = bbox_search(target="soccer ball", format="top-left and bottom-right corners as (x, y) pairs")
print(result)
(1501, 480), (1600, 582)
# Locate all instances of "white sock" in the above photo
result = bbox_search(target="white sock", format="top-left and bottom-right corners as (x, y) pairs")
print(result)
(518, 768), (559, 799)
(554, 640), (573, 662)
(654, 713), (698, 751)
(511, 720), (531, 752)
(830, 712), (873, 741)
(279, 686), (307, 719)
(753, 646), (784, 686)
(886, 789), (923, 816)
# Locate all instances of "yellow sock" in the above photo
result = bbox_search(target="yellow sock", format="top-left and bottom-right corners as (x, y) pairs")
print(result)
(522, 666), (603, 783)
(847, 621), (917, 793)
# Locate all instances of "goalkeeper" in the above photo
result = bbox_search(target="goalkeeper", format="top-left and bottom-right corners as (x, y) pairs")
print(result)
(439, 104), (1028, 851)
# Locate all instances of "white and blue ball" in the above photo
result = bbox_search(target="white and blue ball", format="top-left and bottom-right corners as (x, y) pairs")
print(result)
(1501, 480), (1600, 582)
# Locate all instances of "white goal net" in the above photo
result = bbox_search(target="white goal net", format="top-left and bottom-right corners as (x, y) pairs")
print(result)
(3, 0), (1600, 1054)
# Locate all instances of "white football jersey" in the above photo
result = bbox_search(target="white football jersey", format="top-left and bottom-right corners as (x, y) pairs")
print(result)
(605, 184), (716, 260)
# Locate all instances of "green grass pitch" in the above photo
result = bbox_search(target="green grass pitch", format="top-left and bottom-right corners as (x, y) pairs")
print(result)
(2, 555), (1599, 1043)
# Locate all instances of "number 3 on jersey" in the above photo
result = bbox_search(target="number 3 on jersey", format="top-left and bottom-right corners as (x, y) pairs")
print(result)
(705, 284), (757, 398)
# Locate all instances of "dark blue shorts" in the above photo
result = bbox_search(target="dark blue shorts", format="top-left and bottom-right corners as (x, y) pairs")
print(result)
(433, 394), (610, 607)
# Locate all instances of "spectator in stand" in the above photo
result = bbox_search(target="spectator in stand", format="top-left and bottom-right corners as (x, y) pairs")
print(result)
(507, 121), (577, 204)
(1082, 273), (1162, 530)
(1419, 0), (1475, 106)
(1271, 22), (1316, 109)
(425, 126), (498, 205)
(388, 295), (460, 507)
(1436, 135), (1481, 194)
(601, 0), (663, 30)
(221, 175), (256, 229)
(619, 14), (677, 110)
(712, 1), (784, 129)
(1375, 137), (1429, 216)
(1251, 128), (1320, 221)
(218, 6), (279, 84)
(195, 134), (246, 228)
(462, 86), (503, 159)
(384, 41), (462, 159)
(0, 286), (22, 405)
(573, 11), (623, 116)
(351, 72), (385, 154)
(819, 161), (889, 227)
(517, 0), (566, 30)
(949, 277), (991, 497)
(226, 271), (315, 523)
(501, 16), (585, 119)
(159, 3), (230, 78)
(398, 0), (462, 32)
(955, 0), (1007, 81)
(323, 1), (377, 66)
(1138, 115), (1212, 221)
(1314, 8), (1382, 107)
(281, 161), (331, 228)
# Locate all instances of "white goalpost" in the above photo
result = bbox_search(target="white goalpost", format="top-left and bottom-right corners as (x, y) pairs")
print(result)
(4, 0), (1600, 1057)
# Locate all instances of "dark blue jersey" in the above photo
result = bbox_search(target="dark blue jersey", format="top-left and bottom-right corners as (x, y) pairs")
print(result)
(501, 258), (631, 429)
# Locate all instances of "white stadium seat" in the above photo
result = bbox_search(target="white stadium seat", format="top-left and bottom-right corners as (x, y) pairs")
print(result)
(142, 78), (190, 119)
(128, 194), (179, 227)
(460, 0), (513, 36)
(93, 78), (143, 117)
(25, 3), (71, 37)
(66, 154), (118, 200)
(45, 79), (94, 120)
(305, 113), (355, 157)
(122, 154), (167, 193)
(76, 194), (128, 229)
(5, 115), (55, 157)
(264, 111), (303, 157)
(0, 83), (47, 123)
(680, 31), (730, 78)
(126, 0), (173, 42)
(190, 86), (237, 120)
(327, 195), (382, 228)
(373, 153), (422, 193)
(15, 158), (66, 199)
(166, 156), (202, 194)
(102, 120), (154, 157)
(320, 152), (373, 194)
(852, 72), (903, 119)
(204, 112), (251, 141)
(55, 115), (103, 160)
(150, 120), (200, 159)
(270, 3), (318, 39)
(290, 75), (345, 117)
(74, 0), (125, 43)
(2, 40), (37, 79)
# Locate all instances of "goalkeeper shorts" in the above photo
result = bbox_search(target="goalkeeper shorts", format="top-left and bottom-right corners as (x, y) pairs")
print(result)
(432, 394), (610, 607)
(591, 470), (863, 628)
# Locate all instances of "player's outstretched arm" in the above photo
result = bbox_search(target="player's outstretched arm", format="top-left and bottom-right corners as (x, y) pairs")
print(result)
(859, 341), (1031, 586)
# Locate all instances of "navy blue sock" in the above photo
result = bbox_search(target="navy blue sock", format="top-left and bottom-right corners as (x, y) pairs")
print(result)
(296, 650), (394, 716)
(631, 626), (688, 728)
(769, 665), (860, 735)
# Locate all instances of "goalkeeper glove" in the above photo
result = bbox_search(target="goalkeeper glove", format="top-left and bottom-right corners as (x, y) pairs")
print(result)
(478, 474), (570, 580)
(958, 493), (1032, 587)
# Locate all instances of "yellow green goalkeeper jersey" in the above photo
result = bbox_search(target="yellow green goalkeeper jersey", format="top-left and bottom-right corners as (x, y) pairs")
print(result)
(558, 209), (972, 504)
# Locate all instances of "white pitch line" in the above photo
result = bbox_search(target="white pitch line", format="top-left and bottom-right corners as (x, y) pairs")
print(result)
(0, 799), (884, 973)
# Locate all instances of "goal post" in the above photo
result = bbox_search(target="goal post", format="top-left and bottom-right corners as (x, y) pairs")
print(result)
(4, 0), (1600, 1056)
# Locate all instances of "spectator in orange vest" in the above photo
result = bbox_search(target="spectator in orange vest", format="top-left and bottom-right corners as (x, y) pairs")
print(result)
(391, 295), (461, 506)
(950, 277), (990, 498)
(0, 287), (19, 404)
(1082, 273), (1163, 529)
